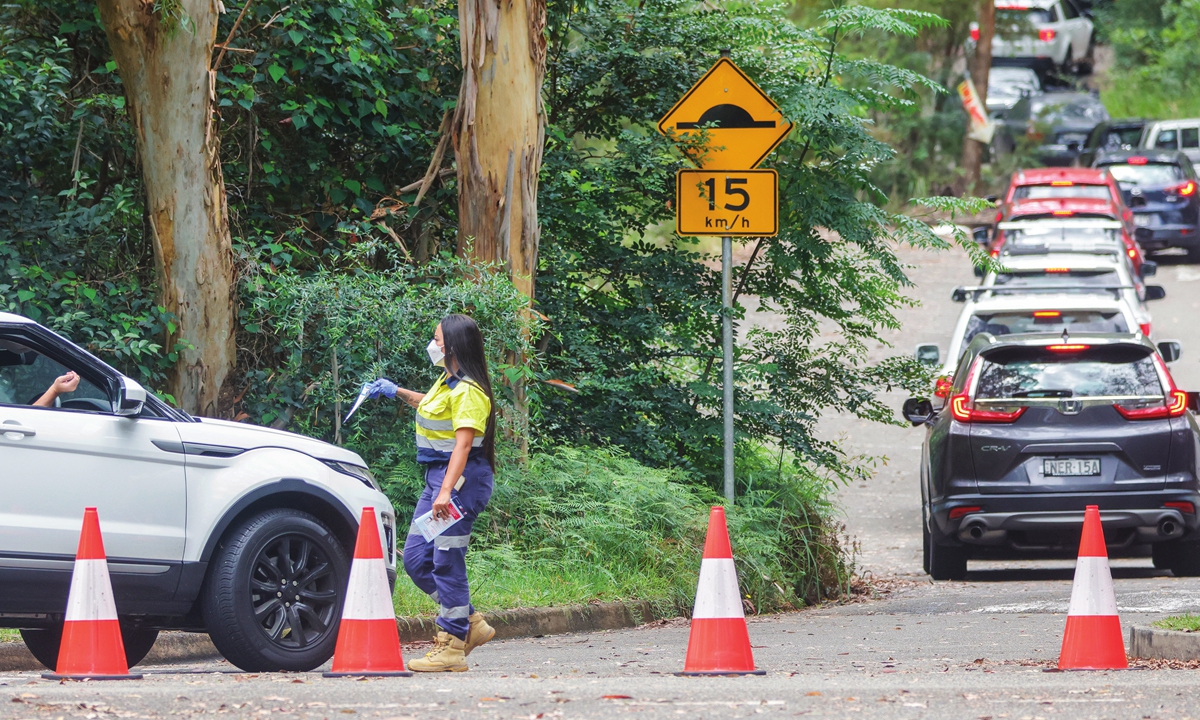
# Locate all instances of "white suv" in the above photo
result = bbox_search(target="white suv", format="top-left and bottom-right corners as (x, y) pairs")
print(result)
(0, 312), (397, 672)
(973, 0), (1094, 74)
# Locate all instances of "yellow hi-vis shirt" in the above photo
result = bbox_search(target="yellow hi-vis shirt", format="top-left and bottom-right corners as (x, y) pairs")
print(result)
(415, 373), (491, 464)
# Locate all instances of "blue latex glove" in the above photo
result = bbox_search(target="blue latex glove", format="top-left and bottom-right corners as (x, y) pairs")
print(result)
(364, 378), (398, 399)
(344, 378), (399, 422)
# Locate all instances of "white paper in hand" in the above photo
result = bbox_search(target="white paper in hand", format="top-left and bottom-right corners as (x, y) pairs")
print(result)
(413, 499), (464, 542)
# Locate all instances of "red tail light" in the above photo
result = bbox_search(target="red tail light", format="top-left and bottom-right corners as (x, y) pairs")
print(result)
(1169, 181), (1197, 197)
(970, 27), (980, 41)
(1165, 502), (1196, 515)
(1047, 344), (1089, 352)
(1140, 323), (1151, 336)
(949, 506), (983, 520)
(994, 210), (1004, 223)
(934, 376), (953, 399)
(1116, 356), (1188, 419)
(1128, 156), (1148, 165)
(1038, 28), (1056, 42)
(990, 249), (1000, 258)
(949, 359), (1026, 423)
(1128, 248), (1137, 259)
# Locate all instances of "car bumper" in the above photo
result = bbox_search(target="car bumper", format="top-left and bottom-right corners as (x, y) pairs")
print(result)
(934, 490), (1200, 551)
(1145, 224), (1200, 248)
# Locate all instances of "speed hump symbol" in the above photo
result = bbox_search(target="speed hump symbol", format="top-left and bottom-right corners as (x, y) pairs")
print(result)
(676, 169), (778, 237)
(658, 58), (793, 170)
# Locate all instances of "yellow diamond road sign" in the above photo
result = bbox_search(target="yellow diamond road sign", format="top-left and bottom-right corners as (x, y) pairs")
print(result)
(658, 58), (793, 170)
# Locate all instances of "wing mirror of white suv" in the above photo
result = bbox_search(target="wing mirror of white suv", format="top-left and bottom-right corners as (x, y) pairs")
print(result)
(114, 376), (147, 417)
(915, 343), (941, 366)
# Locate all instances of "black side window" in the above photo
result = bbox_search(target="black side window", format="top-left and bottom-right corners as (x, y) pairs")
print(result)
(1060, 0), (1079, 20)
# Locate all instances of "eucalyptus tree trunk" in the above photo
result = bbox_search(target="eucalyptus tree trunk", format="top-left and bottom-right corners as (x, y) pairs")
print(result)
(962, 0), (995, 191)
(96, 0), (236, 416)
(452, 0), (548, 300)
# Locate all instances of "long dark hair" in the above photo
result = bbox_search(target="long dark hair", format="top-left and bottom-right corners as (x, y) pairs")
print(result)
(440, 314), (496, 469)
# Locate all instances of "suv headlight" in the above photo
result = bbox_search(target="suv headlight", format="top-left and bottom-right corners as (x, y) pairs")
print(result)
(323, 460), (381, 491)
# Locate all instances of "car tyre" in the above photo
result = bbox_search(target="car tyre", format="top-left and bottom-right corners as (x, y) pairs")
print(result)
(201, 509), (349, 672)
(19, 623), (159, 671)
(1060, 46), (1075, 77)
(925, 505), (968, 580)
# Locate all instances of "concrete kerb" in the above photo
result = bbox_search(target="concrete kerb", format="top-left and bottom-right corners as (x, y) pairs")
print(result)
(1129, 625), (1200, 661)
(0, 600), (673, 672)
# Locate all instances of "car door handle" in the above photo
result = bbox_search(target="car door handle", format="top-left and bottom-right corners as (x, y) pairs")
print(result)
(0, 422), (36, 437)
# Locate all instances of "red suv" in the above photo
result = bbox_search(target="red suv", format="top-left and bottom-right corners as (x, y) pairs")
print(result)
(1001, 167), (1134, 234)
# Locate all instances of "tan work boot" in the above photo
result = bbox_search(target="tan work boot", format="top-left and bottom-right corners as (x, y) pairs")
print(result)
(465, 612), (495, 656)
(407, 632), (468, 672)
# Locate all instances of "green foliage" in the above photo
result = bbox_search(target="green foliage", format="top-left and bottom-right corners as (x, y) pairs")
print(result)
(1098, 0), (1200, 119)
(0, 7), (184, 385)
(390, 445), (852, 616)
(243, 250), (541, 450)
(1153, 614), (1200, 632)
(536, 0), (981, 488)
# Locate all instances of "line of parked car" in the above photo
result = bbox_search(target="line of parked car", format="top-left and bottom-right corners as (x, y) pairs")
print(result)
(903, 166), (1200, 581)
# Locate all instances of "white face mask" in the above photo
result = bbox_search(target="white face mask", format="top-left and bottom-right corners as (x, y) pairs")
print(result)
(427, 339), (445, 367)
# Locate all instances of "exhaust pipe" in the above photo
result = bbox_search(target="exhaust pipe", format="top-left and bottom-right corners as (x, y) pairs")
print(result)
(1160, 519), (1178, 537)
(968, 523), (985, 540)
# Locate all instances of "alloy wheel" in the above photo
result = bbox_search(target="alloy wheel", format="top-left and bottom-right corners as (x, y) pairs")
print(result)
(249, 534), (339, 649)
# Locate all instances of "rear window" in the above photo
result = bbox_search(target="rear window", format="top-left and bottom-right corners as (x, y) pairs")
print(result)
(962, 311), (1128, 350)
(996, 8), (1051, 28)
(1001, 226), (1122, 253)
(1102, 128), (1143, 151)
(1012, 185), (1112, 201)
(976, 346), (1162, 400)
(991, 269), (1122, 288)
(1103, 163), (1185, 187)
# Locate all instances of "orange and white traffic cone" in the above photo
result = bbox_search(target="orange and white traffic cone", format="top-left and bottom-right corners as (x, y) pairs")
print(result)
(43, 507), (141, 681)
(324, 507), (411, 677)
(678, 506), (764, 676)
(1058, 505), (1127, 670)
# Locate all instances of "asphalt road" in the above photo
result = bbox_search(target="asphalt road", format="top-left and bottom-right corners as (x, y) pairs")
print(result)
(6, 243), (1200, 718)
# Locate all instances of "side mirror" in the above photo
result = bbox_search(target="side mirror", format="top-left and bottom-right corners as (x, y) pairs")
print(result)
(973, 265), (985, 278)
(1145, 285), (1167, 301)
(902, 398), (935, 426)
(972, 226), (991, 245)
(1158, 340), (1182, 363)
(114, 377), (146, 417)
(1140, 260), (1158, 278)
(916, 344), (941, 366)
(1187, 391), (1200, 413)
(952, 287), (969, 302)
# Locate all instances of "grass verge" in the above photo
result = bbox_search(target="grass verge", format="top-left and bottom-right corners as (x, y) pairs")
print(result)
(383, 445), (853, 618)
(1153, 615), (1200, 633)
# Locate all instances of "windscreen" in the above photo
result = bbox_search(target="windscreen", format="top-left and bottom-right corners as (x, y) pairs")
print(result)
(975, 346), (1161, 400)
(962, 311), (1128, 349)
(1012, 185), (1112, 200)
(1103, 163), (1185, 188)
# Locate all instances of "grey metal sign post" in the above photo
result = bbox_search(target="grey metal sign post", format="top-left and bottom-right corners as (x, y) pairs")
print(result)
(722, 235), (734, 503)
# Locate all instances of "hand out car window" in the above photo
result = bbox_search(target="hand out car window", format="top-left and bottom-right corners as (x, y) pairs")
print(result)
(0, 341), (109, 411)
(1103, 163), (1184, 187)
(976, 346), (1161, 399)
(1012, 185), (1112, 200)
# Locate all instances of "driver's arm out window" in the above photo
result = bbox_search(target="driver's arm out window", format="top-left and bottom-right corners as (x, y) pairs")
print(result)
(0, 342), (107, 410)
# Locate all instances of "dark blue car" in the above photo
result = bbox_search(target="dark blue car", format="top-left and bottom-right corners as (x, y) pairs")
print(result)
(1094, 150), (1200, 260)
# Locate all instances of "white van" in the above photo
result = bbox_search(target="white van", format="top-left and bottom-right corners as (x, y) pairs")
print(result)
(1141, 120), (1200, 164)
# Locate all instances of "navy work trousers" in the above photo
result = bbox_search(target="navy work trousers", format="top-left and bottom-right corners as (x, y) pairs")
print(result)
(402, 457), (494, 640)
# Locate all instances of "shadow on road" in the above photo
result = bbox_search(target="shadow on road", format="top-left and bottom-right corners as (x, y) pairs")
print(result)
(965, 566), (1169, 582)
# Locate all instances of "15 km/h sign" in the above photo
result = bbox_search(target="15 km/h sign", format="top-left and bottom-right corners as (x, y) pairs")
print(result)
(676, 169), (778, 237)
(658, 58), (793, 170)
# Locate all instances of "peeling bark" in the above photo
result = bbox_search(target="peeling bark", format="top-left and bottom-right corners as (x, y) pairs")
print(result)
(453, 0), (548, 300)
(96, 0), (236, 416)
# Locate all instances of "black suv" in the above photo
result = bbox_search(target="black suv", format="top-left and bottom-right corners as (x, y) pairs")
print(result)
(903, 333), (1200, 580)
(1093, 150), (1200, 259)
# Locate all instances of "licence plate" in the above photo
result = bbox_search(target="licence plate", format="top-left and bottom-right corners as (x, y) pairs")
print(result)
(1043, 458), (1100, 477)
(1134, 214), (1154, 227)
